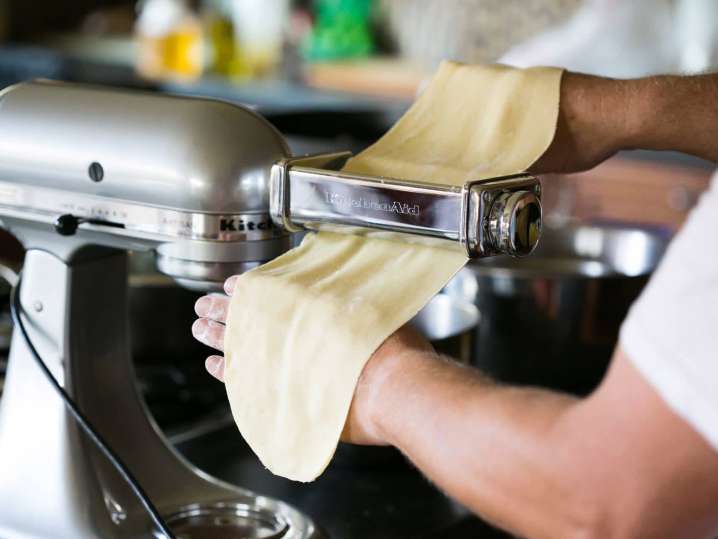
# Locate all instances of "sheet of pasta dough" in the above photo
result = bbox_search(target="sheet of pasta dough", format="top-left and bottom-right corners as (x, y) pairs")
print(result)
(224, 61), (563, 482)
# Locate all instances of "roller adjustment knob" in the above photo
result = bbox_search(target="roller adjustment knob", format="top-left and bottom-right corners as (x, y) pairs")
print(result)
(488, 190), (542, 257)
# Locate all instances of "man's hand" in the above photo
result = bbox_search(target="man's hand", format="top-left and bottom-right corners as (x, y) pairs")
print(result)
(529, 72), (631, 174)
(191, 276), (236, 382)
(192, 275), (437, 446)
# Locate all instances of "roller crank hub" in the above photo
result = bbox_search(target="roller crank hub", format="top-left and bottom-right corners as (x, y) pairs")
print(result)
(487, 189), (542, 257)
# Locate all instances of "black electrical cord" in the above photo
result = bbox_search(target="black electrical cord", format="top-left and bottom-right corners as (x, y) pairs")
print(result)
(10, 277), (176, 539)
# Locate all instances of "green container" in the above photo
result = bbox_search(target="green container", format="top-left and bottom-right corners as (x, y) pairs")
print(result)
(303, 0), (374, 61)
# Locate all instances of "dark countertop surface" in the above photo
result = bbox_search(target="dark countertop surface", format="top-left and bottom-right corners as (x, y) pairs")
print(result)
(177, 425), (511, 539)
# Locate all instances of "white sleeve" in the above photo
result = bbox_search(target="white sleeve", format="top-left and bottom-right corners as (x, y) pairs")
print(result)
(620, 171), (718, 450)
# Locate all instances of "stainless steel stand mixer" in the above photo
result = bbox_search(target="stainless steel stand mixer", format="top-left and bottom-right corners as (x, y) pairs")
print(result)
(0, 81), (543, 538)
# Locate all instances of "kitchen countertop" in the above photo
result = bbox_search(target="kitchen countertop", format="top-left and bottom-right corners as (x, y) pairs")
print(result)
(177, 425), (511, 539)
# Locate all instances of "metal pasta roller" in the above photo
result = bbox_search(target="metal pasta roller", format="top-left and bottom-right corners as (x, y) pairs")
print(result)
(270, 154), (542, 258)
(0, 80), (542, 539)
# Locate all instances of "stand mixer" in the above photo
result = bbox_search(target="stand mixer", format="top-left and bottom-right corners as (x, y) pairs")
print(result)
(0, 81), (543, 538)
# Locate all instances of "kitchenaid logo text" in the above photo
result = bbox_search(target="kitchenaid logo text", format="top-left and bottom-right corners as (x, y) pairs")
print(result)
(219, 218), (274, 232)
(324, 191), (420, 216)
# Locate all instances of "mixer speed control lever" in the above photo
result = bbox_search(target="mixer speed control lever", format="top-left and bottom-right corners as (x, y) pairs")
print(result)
(54, 214), (124, 236)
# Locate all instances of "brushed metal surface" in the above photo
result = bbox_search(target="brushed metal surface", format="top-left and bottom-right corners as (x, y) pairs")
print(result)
(445, 225), (668, 394)
(0, 249), (320, 538)
(0, 82), (321, 537)
(0, 81), (295, 289)
(0, 81), (290, 214)
(271, 155), (544, 258)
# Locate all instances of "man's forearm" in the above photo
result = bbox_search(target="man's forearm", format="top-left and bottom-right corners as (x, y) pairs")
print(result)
(363, 350), (589, 538)
(624, 73), (718, 162)
(361, 348), (718, 539)
(532, 71), (718, 174)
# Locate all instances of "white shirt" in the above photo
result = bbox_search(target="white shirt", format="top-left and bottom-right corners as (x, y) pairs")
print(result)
(620, 171), (718, 449)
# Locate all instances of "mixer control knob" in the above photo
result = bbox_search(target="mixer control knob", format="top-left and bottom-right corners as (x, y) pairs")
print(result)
(54, 214), (81, 236)
(488, 190), (542, 257)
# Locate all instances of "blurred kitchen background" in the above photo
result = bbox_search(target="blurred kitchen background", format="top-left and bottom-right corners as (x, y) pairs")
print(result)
(0, 1), (716, 536)
(0, 0), (713, 229)
(0, 0), (714, 389)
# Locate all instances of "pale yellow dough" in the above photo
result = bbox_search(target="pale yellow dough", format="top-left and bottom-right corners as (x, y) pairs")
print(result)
(224, 61), (563, 482)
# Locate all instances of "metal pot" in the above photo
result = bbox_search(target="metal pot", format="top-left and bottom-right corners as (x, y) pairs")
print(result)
(444, 225), (668, 395)
(410, 293), (479, 363)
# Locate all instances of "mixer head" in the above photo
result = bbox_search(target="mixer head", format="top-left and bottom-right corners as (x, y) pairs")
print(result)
(0, 80), (292, 290)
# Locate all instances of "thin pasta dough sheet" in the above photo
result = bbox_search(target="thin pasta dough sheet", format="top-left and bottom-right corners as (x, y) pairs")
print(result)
(223, 61), (563, 482)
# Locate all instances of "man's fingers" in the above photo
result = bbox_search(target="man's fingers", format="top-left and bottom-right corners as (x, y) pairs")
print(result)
(224, 275), (239, 295)
(191, 318), (225, 352)
(205, 355), (225, 382)
(194, 283), (233, 381)
(194, 294), (230, 323)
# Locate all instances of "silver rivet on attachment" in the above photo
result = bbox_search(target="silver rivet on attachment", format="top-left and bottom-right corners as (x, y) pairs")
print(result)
(32, 301), (43, 313)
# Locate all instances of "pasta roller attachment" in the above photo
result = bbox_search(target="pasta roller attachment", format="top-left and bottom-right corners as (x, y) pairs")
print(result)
(270, 152), (542, 258)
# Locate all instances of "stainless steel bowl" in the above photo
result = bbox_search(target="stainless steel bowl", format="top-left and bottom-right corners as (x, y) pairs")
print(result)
(410, 293), (479, 363)
(444, 225), (669, 394)
(159, 502), (291, 539)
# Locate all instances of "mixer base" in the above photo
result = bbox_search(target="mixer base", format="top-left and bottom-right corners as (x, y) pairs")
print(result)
(0, 248), (319, 539)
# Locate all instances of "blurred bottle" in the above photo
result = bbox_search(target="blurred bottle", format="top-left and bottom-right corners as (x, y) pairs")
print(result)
(135, 0), (204, 81)
(228, 0), (290, 79)
(303, 0), (374, 61)
(202, 0), (236, 76)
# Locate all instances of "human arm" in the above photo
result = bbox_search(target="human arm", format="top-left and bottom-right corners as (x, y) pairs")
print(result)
(530, 71), (718, 174)
(350, 339), (718, 539)
(190, 70), (718, 538)
(193, 289), (718, 539)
